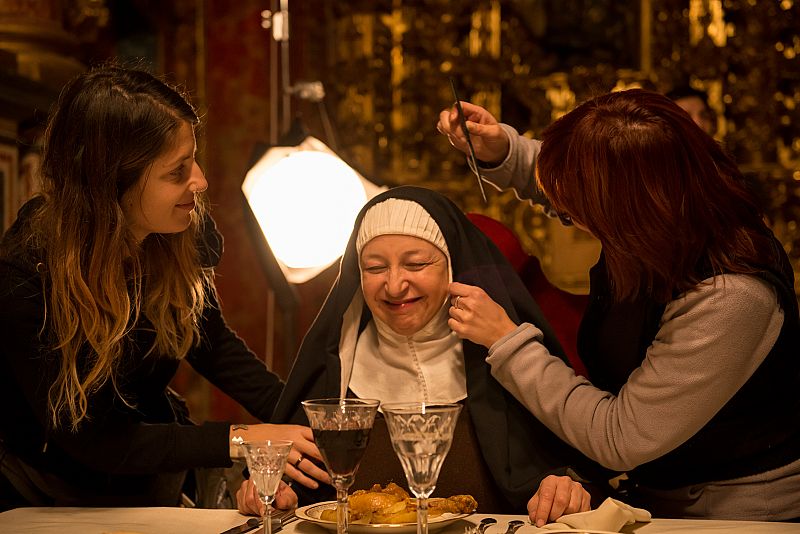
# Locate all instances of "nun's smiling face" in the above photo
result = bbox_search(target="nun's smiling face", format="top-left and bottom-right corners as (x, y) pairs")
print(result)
(360, 234), (449, 336)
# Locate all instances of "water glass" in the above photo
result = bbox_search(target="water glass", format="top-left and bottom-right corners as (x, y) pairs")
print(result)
(382, 403), (461, 534)
(242, 439), (293, 534)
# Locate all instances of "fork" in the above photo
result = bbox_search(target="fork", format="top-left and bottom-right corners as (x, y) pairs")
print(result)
(504, 520), (526, 534)
(464, 517), (497, 534)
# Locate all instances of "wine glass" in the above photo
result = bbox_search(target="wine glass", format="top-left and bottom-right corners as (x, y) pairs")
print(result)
(382, 403), (462, 534)
(302, 398), (380, 534)
(241, 439), (293, 534)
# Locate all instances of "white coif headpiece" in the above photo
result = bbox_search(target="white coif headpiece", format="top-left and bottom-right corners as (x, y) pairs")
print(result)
(356, 198), (449, 257)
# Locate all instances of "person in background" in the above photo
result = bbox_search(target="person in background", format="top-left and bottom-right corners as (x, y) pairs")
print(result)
(666, 85), (715, 136)
(668, 85), (773, 222)
(437, 89), (800, 522)
(0, 64), (328, 510)
(238, 186), (601, 519)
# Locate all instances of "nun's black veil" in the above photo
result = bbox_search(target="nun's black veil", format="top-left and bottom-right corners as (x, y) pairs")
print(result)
(271, 186), (604, 510)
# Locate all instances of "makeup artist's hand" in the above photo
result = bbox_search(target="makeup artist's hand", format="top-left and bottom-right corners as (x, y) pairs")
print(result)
(436, 101), (510, 164)
(448, 282), (517, 348)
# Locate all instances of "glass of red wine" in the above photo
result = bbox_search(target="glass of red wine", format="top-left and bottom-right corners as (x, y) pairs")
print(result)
(302, 398), (380, 534)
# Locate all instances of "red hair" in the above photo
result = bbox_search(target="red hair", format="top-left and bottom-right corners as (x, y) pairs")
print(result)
(537, 89), (774, 303)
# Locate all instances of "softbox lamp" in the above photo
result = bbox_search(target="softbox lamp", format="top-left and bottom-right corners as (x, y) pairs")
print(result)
(242, 134), (385, 284)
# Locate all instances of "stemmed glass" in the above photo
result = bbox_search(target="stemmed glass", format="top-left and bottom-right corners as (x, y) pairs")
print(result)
(241, 440), (293, 534)
(382, 403), (462, 534)
(302, 398), (380, 534)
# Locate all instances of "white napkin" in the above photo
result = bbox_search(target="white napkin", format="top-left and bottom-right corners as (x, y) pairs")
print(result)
(540, 497), (651, 533)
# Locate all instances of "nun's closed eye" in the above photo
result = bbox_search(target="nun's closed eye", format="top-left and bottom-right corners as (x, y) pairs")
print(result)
(362, 264), (388, 274)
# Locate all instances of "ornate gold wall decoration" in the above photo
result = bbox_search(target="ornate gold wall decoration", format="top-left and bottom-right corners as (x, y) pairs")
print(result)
(0, 0), (106, 89)
(320, 0), (800, 293)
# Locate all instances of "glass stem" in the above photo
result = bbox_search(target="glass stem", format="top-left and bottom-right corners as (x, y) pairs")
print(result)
(336, 486), (349, 534)
(264, 500), (271, 534)
(417, 496), (429, 534)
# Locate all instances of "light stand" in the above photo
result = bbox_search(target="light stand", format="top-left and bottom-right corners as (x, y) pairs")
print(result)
(244, 1), (384, 367)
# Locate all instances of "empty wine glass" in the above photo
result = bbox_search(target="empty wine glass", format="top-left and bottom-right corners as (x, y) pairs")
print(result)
(242, 439), (293, 534)
(382, 403), (462, 534)
(302, 398), (380, 534)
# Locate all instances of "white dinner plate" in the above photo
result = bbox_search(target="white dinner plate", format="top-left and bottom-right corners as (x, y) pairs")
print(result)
(295, 501), (474, 534)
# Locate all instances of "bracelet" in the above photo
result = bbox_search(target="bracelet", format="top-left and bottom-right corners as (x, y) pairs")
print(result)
(230, 424), (249, 458)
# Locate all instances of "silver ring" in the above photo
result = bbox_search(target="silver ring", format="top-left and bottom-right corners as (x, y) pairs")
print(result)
(293, 454), (304, 468)
(454, 296), (462, 310)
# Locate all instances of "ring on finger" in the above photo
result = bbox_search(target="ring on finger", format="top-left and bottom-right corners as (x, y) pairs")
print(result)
(453, 295), (462, 310)
(292, 454), (304, 468)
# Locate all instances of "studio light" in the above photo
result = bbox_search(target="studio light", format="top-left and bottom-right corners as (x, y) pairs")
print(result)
(242, 135), (384, 283)
(243, 0), (385, 365)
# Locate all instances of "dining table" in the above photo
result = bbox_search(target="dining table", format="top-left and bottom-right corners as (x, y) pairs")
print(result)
(0, 507), (798, 534)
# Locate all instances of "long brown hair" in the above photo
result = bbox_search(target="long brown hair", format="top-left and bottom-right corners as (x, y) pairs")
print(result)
(537, 89), (775, 303)
(31, 65), (214, 430)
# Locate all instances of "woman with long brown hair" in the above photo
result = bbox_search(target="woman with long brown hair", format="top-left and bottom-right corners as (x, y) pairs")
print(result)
(0, 64), (327, 509)
(437, 89), (800, 523)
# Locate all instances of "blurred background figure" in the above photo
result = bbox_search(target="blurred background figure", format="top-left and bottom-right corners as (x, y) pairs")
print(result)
(666, 85), (716, 136)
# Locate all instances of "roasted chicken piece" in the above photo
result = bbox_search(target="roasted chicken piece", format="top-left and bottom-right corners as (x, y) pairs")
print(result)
(319, 484), (477, 525)
(349, 483), (409, 515)
(371, 500), (418, 524)
(427, 495), (479, 514)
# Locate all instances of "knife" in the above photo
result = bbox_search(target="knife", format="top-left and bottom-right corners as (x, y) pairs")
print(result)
(220, 516), (281, 534)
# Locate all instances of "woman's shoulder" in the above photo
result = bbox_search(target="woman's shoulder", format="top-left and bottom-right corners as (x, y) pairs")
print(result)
(665, 273), (782, 322)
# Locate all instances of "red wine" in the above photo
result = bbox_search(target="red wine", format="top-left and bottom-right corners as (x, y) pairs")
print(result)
(313, 428), (371, 477)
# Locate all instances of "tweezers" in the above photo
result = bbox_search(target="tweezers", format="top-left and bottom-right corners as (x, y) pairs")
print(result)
(449, 77), (488, 203)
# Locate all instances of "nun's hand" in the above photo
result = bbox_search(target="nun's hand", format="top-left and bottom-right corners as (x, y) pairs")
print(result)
(448, 282), (517, 348)
(528, 475), (591, 527)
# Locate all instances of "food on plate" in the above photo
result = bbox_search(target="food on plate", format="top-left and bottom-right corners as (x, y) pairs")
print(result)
(427, 494), (479, 514)
(318, 483), (477, 524)
(350, 483), (408, 515)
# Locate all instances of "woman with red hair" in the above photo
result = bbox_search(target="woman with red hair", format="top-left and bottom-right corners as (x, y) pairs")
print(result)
(437, 89), (800, 522)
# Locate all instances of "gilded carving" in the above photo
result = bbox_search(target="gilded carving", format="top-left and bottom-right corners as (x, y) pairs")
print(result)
(324, 0), (800, 293)
(0, 0), (107, 88)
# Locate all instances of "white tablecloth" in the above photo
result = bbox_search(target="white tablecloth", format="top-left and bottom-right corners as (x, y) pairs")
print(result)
(0, 508), (797, 534)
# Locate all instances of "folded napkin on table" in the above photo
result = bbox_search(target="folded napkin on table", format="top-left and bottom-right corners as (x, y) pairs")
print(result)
(540, 497), (651, 533)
